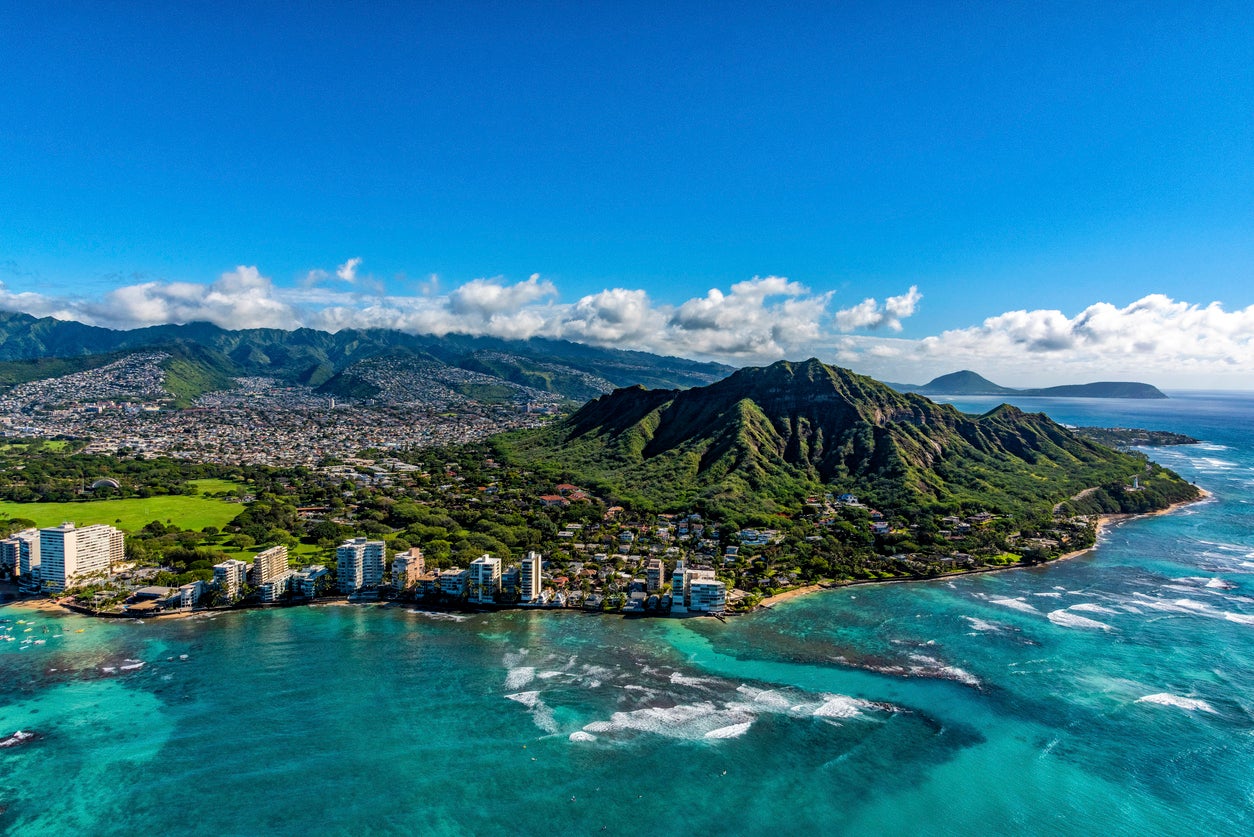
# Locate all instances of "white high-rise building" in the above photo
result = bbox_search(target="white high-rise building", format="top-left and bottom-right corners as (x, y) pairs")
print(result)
(213, 558), (250, 603)
(18, 528), (41, 581)
(251, 544), (290, 586)
(468, 554), (502, 604)
(38, 523), (125, 592)
(520, 551), (543, 603)
(670, 565), (726, 614)
(670, 559), (687, 609)
(686, 572), (727, 613)
(337, 538), (386, 594)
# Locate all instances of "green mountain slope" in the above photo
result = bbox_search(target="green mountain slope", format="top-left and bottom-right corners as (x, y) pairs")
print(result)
(0, 310), (731, 393)
(499, 358), (1198, 517)
(159, 344), (238, 407)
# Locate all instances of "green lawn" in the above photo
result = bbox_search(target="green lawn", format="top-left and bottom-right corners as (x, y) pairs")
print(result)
(217, 540), (329, 562)
(0, 479), (248, 533)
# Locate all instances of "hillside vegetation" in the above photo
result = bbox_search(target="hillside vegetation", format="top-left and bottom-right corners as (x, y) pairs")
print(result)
(499, 358), (1198, 519)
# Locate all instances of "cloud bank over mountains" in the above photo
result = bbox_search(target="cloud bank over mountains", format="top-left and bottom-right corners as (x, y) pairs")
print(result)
(0, 262), (1250, 388)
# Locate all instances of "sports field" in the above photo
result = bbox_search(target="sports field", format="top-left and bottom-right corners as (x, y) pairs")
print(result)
(0, 479), (248, 532)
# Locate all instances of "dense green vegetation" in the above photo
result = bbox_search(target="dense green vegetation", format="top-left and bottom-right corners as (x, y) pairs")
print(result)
(159, 344), (238, 406)
(1071, 427), (1199, 447)
(499, 359), (1198, 520)
(0, 440), (226, 502)
(0, 309), (731, 398)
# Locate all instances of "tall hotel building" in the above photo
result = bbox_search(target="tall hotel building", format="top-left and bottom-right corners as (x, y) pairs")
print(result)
(38, 523), (125, 592)
(520, 551), (543, 603)
(468, 554), (502, 604)
(212, 559), (250, 602)
(337, 538), (386, 594)
(251, 544), (290, 586)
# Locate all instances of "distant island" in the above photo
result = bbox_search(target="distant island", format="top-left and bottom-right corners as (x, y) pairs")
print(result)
(1070, 427), (1199, 448)
(884, 370), (1168, 399)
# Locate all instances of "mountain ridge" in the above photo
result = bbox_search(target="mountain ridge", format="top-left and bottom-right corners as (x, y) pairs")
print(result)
(499, 358), (1198, 517)
(0, 310), (733, 400)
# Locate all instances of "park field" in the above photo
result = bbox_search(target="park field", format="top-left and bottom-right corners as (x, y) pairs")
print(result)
(0, 479), (248, 532)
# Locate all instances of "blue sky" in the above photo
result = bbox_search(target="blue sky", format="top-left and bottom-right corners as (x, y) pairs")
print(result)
(2, 2), (1252, 387)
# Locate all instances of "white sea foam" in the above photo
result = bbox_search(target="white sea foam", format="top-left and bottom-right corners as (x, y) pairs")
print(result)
(963, 616), (1004, 632)
(669, 671), (722, 688)
(734, 685), (796, 711)
(536, 670), (564, 680)
(568, 731), (597, 742)
(1067, 603), (1120, 615)
(908, 654), (982, 687)
(505, 666), (536, 690)
(810, 695), (869, 718)
(1031, 592), (1063, 598)
(505, 690), (540, 709)
(581, 702), (756, 741)
(989, 597), (1037, 614)
(1047, 610), (1113, 631)
(505, 690), (559, 733)
(406, 610), (470, 621)
(1136, 693), (1217, 713)
(704, 721), (753, 739)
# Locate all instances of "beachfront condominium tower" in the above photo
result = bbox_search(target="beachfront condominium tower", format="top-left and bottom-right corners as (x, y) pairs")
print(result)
(0, 528), (38, 580)
(645, 557), (665, 592)
(392, 547), (424, 591)
(213, 558), (249, 603)
(468, 554), (502, 604)
(251, 544), (290, 587)
(520, 551), (543, 603)
(337, 537), (386, 594)
(685, 570), (727, 614)
(38, 522), (125, 592)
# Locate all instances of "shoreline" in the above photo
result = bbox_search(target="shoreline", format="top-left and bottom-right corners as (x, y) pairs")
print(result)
(756, 487), (1213, 610)
(2, 489), (1214, 623)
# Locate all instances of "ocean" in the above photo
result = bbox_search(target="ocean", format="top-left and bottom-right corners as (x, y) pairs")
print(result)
(2, 392), (1252, 836)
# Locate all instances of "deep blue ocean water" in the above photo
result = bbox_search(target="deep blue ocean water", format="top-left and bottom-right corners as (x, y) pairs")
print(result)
(2, 392), (1252, 836)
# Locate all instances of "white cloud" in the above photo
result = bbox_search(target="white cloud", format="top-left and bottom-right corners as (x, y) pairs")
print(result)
(834, 285), (921, 332)
(665, 276), (832, 356)
(336, 257), (362, 283)
(8, 261), (1250, 388)
(835, 294), (1254, 388)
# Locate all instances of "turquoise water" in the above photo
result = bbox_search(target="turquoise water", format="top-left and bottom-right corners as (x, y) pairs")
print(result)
(3, 392), (1253, 836)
